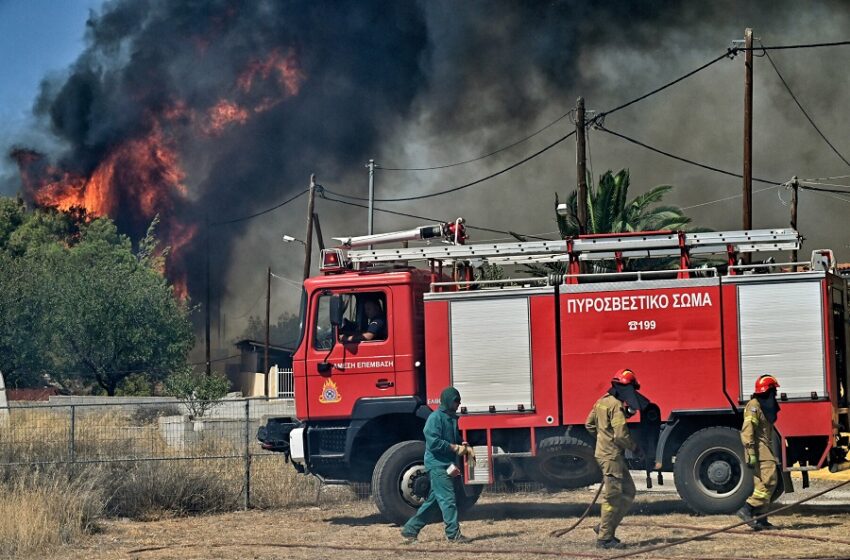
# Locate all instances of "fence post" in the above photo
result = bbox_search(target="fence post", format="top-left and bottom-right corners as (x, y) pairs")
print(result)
(68, 405), (76, 463)
(244, 398), (251, 510)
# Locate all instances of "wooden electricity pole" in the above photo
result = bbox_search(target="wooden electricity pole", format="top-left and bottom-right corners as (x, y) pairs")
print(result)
(313, 212), (325, 251)
(576, 97), (589, 235)
(204, 213), (211, 375)
(303, 174), (317, 280)
(264, 266), (271, 396)
(790, 177), (799, 265)
(743, 28), (754, 233)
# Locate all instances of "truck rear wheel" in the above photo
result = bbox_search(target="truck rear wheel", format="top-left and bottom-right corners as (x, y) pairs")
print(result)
(372, 440), (482, 525)
(674, 426), (753, 514)
(526, 435), (601, 489)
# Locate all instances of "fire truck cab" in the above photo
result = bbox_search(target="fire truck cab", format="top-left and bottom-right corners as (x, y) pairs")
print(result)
(258, 221), (850, 524)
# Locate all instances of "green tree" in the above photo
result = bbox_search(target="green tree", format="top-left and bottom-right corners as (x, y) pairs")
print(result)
(0, 200), (193, 394)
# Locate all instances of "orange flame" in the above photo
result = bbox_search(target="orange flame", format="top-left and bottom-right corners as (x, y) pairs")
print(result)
(204, 100), (250, 135)
(13, 121), (193, 299)
(13, 46), (307, 302)
(237, 48), (304, 96)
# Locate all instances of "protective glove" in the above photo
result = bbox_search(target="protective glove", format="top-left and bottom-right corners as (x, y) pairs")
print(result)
(451, 443), (469, 457)
(746, 453), (758, 469)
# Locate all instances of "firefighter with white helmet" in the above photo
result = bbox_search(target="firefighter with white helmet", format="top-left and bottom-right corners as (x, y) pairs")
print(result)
(585, 368), (650, 549)
(737, 374), (783, 530)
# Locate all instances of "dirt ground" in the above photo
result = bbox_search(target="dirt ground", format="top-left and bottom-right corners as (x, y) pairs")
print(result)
(39, 478), (850, 560)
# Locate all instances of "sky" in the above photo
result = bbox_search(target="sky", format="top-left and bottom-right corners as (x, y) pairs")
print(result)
(0, 0), (103, 167)
(3, 1), (850, 350)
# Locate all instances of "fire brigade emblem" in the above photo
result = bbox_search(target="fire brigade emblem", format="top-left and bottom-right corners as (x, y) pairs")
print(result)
(319, 379), (342, 404)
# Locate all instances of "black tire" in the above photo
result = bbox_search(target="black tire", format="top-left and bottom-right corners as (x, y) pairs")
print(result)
(371, 440), (482, 525)
(526, 435), (601, 489)
(674, 426), (754, 514)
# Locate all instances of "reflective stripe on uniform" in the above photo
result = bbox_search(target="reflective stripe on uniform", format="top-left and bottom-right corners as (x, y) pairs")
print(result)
(752, 489), (771, 498)
(611, 417), (626, 427)
(744, 415), (759, 425)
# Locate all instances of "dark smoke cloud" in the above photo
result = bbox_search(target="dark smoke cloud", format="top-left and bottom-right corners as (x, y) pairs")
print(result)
(5, 0), (850, 346)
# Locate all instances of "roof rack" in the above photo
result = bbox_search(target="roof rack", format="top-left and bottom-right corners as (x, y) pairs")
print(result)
(341, 228), (800, 266)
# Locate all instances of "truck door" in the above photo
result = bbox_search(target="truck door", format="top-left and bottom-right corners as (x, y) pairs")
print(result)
(306, 289), (396, 419)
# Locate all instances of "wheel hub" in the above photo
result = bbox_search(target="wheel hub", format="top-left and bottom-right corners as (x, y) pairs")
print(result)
(693, 446), (743, 498)
(400, 464), (428, 507)
(707, 460), (732, 485)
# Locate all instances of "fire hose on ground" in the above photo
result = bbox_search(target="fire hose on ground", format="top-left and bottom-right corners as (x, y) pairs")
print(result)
(128, 477), (850, 560)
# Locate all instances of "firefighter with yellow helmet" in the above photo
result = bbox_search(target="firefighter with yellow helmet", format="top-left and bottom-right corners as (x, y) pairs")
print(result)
(737, 374), (783, 530)
(585, 368), (651, 549)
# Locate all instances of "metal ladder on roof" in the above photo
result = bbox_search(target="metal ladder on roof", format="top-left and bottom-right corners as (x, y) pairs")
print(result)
(341, 228), (801, 267)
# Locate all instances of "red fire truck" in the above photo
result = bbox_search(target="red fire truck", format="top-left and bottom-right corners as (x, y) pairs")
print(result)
(258, 221), (850, 524)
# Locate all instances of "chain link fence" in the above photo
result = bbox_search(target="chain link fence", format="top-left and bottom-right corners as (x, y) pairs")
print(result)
(0, 394), (544, 521)
(0, 397), (357, 516)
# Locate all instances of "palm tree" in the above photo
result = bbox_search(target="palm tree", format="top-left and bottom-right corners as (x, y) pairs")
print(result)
(520, 169), (696, 276)
(555, 169), (691, 237)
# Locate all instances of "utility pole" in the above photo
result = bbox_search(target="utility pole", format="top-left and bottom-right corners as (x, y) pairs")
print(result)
(790, 176), (799, 265)
(366, 159), (377, 249)
(743, 27), (754, 233)
(303, 174), (316, 280)
(264, 266), (271, 396)
(367, 160), (377, 236)
(204, 213), (211, 376)
(576, 97), (588, 235)
(313, 212), (325, 251)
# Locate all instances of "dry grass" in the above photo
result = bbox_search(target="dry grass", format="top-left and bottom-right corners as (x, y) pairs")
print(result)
(0, 405), (355, 557)
(0, 468), (104, 558)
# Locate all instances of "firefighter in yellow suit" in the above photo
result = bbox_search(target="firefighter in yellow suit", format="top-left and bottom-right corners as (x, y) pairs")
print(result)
(585, 368), (647, 549)
(737, 374), (783, 530)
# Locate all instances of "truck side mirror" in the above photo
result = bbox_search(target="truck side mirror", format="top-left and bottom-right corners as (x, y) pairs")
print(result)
(329, 295), (344, 326)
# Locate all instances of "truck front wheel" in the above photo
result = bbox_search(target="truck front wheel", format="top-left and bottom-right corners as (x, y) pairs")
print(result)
(371, 440), (483, 525)
(674, 426), (754, 514)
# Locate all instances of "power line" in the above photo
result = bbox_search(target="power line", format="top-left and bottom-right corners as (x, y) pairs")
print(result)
(754, 40), (850, 51)
(596, 125), (783, 185)
(680, 185), (781, 211)
(798, 183), (850, 195)
(799, 180), (850, 189)
(380, 111), (574, 171)
(373, 41), (850, 173)
(373, 49), (737, 176)
(211, 189), (308, 225)
(325, 131), (576, 203)
(803, 174), (850, 182)
(592, 51), (734, 124)
(761, 44), (850, 169)
(319, 192), (551, 240)
(270, 272), (302, 289)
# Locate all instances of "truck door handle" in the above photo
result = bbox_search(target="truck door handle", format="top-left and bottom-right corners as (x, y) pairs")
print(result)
(376, 379), (394, 389)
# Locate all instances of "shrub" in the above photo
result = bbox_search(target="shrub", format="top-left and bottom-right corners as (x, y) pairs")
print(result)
(165, 368), (229, 419)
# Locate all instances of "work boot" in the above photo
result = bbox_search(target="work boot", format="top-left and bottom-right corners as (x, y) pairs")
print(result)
(448, 534), (471, 544)
(596, 539), (625, 550)
(592, 525), (621, 544)
(754, 507), (777, 530)
(736, 503), (759, 530)
(400, 530), (418, 544)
